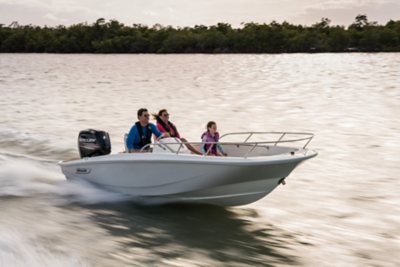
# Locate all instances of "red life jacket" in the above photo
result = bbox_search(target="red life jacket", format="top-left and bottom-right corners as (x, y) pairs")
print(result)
(158, 120), (179, 138)
(201, 131), (219, 156)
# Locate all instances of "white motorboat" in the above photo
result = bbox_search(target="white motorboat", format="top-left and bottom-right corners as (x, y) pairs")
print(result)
(59, 130), (317, 206)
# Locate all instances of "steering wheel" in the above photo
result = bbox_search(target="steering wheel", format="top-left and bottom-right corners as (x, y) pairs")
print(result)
(156, 135), (166, 142)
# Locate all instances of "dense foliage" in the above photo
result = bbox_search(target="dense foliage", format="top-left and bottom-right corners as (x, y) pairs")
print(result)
(1, 15), (399, 53)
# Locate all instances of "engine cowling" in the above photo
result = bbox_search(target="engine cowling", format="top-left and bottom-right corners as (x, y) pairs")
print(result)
(78, 129), (111, 158)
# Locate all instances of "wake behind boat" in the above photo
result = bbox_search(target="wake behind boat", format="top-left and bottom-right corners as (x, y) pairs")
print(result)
(59, 131), (317, 206)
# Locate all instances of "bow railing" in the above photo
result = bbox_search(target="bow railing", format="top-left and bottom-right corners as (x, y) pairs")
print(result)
(219, 132), (314, 148)
(138, 132), (314, 158)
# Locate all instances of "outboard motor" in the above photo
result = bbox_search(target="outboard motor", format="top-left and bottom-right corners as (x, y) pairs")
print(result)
(78, 129), (111, 158)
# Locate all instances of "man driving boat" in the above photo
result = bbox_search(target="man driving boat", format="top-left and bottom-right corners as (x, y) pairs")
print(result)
(126, 108), (169, 153)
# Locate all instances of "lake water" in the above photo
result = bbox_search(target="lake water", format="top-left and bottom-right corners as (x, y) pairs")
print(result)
(0, 53), (399, 266)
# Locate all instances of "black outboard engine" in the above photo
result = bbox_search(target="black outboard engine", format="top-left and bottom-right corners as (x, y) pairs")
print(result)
(78, 129), (111, 158)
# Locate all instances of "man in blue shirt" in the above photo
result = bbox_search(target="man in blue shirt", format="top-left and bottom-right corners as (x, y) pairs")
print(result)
(126, 108), (169, 153)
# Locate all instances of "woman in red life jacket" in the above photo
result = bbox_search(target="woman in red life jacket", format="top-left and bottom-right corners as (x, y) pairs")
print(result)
(201, 121), (228, 157)
(152, 109), (202, 155)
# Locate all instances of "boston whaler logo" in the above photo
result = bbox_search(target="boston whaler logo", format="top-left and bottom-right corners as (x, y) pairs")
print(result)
(79, 138), (96, 143)
(76, 168), (91, 174)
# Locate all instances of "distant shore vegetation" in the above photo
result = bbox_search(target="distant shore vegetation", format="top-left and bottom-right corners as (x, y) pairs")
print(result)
(1, 15), (400, 53)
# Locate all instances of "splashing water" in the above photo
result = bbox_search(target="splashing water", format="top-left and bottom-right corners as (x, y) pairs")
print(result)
(0, 160), (132, 205)
(0, 228), (91, 267)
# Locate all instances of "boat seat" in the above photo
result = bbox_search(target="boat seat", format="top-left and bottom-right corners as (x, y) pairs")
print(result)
(124, 133), (128, 152)
(154, 137), (190, 154)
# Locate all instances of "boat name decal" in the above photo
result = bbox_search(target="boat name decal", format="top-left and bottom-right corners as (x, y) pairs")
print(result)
(76, 168), (91, 174)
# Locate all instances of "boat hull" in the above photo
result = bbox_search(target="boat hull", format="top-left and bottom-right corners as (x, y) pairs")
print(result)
(59, 150), (317, 206)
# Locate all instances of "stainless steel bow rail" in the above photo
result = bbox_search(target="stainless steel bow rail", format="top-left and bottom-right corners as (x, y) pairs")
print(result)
(219, 132), (314, 148)
(139, 132), (314, 158)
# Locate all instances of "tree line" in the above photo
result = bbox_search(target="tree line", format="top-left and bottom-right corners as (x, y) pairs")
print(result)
(0, 15), (399, 53)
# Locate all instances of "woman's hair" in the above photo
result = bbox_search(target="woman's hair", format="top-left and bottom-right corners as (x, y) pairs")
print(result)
(152, 109), (167, 123)
(206, 121), (216, 131)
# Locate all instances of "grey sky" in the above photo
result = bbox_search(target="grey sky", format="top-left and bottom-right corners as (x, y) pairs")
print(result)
(1, 0), (399, 28)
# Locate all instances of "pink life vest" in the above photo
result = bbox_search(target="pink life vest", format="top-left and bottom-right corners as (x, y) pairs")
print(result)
(201, 131), (220, 156)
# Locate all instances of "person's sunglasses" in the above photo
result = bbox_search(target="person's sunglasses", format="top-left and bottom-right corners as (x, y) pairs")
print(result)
(163, 114), (170, 117)
(143, 114), (150, 118)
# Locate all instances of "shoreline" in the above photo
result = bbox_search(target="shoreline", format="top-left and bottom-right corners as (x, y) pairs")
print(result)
(1, 16), (399, 54)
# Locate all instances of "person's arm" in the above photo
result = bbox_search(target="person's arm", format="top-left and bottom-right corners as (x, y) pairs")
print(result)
(217, 143), (227, 156)
(151, 123), (169, 139)
(126, 125), (137, 153)
(217, 143), (225, 154)
(158, 123), (171, 138)
(201, 135), (207, 155)
(157, 123), (166, 133)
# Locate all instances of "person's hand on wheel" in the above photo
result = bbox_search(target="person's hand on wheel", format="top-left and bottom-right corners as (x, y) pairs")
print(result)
(223, 153), (228, 157)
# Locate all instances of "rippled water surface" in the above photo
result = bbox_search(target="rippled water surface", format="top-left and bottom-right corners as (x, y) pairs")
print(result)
(0, 54), (399, 266)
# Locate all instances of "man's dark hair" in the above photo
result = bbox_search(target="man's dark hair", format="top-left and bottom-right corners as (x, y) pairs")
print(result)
(137, 108), (148, 117)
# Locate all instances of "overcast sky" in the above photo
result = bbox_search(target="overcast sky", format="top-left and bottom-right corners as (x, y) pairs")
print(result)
(1, 0), (399, 28)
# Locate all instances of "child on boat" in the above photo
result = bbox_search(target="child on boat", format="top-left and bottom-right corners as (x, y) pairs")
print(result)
(201, 121), (227, 157)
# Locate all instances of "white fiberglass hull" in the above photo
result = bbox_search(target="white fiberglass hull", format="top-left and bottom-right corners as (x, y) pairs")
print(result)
(59, 149), (317, 206)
